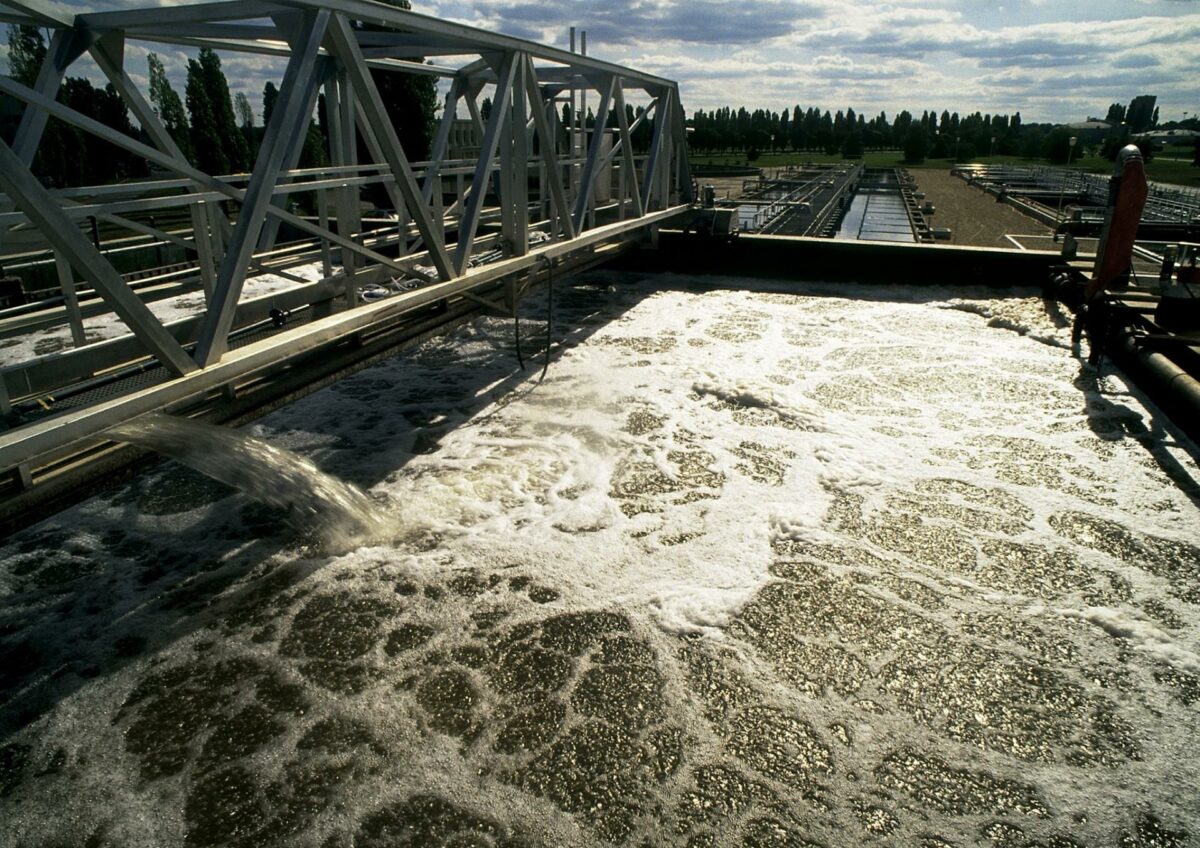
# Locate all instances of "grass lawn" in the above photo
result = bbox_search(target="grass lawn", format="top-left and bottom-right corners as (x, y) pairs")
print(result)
(690, 150), (1200, 188)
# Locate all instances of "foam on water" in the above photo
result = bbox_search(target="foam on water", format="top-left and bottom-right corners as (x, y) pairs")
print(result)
(1055, 605), (1200, 674)
(2, 274), (1199, 847)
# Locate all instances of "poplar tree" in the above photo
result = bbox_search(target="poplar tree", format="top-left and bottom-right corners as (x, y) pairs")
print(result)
(185, 57), (227, 175)
(234, 91), (254, 129)
(147, 52), (192, 162)
(234, 90), (257, 156)
(262, 81), (279, 125)
(185, 48), (249, 175)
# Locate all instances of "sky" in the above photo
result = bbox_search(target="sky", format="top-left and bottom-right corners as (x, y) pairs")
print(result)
(3, 0), (1199, 124)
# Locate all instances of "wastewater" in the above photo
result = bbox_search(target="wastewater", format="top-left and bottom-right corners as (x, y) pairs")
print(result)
(1, 272), (1198, 847)
(104, 415), (387, 552)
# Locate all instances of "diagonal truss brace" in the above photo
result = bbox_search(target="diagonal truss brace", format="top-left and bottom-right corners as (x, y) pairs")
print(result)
(0, 140), (197, 376)
(0, 74), (413, 277)
(572, 75), (614, 230)
(453, 51), (518, 275)
(611, 80), (644, 218)
(195, 8), (330, 365)
(325, 12), (456, 282)
(524, 55), (575, 241)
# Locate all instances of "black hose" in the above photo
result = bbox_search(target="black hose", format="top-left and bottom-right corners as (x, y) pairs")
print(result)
(539, 256), (553, 382)
(514, 298), (526, 371)
(513, 256), (555, 380)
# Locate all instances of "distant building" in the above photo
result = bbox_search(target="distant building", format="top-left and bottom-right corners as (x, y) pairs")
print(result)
(1063, 120), (1113, 146)
(1126, 95), (1157, 133)
(1135, 128), (1200, 144)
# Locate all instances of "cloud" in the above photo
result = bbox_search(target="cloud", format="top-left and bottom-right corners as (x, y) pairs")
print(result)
(447, 0), (825, 46)
(1112, 54), (1162, 69)
(5, 0), (1197, 125)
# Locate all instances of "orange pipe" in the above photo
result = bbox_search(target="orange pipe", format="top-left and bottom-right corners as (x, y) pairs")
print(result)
(1085, 155), (1148, 299)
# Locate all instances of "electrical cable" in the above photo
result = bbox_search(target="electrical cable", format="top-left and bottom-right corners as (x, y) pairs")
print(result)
(514, 297), (526, 371)
(539, 255), (553, 382)
(511, 255), (556, 380)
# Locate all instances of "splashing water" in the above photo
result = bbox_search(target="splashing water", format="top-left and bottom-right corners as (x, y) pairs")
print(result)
(105, 414), (386, 549)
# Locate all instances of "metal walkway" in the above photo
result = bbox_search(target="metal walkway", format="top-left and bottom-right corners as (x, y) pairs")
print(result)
(0, 0), (693, 505)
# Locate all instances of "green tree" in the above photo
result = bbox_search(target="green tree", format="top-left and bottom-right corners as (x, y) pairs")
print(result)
(930, 131), (950, 158)
(298, 123), (328, 169)
(186, 47), (249, 174)
(1019, 126), (1045, 159)
(185, 57), (227, 175)
(1042, 127), (1076, 164)
(841, 129), (864, 159)
(234, 90), (257, 157)
(234, 91), (254, 129)
(262, 81), (279, 125)
(55, 77), (146, 184)
(357, 0), (435, 159)
(2, 25), (66, 175)
(147, 52), (192, 161)
(352, 0), (437, 206)
(6, 24), (46, 85)
(903, 124), (928, 162)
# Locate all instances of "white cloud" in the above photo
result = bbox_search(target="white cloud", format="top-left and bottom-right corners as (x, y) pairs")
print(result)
(4, 0), (1196, 125)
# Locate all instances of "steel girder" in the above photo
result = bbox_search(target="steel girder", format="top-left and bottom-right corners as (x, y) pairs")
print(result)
(0, 0), (692, 482)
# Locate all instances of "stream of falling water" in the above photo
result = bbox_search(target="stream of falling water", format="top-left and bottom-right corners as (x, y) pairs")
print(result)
(1, 272), (1198, 847)
(105, 414), (387, 551)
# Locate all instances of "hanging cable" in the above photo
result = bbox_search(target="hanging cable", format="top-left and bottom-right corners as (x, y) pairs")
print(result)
(512, 254), (556, 379)
(539, 255), (554, 382)
(514, 293), (526, 371)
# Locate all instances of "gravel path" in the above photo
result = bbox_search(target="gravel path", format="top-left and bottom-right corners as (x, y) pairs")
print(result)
(915, 168), (1054, 248)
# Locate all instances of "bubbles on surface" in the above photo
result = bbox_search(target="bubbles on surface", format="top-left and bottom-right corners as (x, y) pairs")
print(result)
(2, 275), (1198, 847)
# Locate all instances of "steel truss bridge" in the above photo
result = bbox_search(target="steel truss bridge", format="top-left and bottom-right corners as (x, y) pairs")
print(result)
(0, 0), (693, 524)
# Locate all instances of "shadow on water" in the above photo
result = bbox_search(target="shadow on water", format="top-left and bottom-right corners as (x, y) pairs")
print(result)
(1074, 365), (1200, 510)
(1041, 292), (1200, 502)
(0, 277), (651, 739)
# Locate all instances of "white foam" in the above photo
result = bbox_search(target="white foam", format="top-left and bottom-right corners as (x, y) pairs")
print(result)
(4, 275), (1200, 845)
(1057, 605), (1200, 674)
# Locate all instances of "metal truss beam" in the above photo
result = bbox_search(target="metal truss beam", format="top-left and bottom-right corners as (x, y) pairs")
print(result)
(0, 0), (73, 28)
(195, 8), (330, 366)
(454, 51), (518, 275)
(573, 75), (614, 230)
(0, 75), (411, 275)
(0, 140), (197, 376)
(612, 81), (645, 218)
(0, 0), (693, 480)
(326, 11), (456, 281)
(0, 204), (688, 475)
(524, 54), (575, 241)
(10, 28), (93, 166)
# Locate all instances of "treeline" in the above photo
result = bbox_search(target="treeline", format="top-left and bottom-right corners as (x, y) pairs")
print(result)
(1, 19), (434, 197)
(691, 105), (1036, 160)
(688, 104), (1182, 165)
